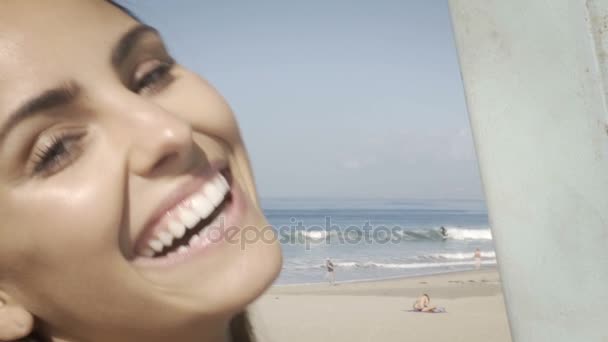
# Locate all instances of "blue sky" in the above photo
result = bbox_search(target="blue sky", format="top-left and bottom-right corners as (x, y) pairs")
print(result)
(119, 0), (483, 200)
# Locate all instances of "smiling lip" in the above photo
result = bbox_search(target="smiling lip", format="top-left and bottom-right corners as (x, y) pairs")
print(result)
(132, 160), (240, 262)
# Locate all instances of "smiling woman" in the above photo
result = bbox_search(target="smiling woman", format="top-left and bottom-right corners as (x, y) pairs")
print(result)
(0, 1), (282, 342)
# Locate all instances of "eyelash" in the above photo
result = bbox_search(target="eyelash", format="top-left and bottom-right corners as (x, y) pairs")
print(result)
(31, 132), (85, 176)
(133, 58), (176, 95)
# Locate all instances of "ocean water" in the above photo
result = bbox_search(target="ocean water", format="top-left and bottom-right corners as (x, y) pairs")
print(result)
(261, 198), (493, 285)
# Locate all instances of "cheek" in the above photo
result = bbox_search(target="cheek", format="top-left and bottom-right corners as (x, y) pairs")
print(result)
(0, 172), (133, 327)
(160, 70), (243, 145)
(0, 175), (124, 284)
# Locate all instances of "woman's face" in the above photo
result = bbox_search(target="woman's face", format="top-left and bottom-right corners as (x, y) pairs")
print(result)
(0, 1), (281, 341)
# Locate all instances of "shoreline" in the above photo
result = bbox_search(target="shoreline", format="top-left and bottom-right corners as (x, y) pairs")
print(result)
(267, 268), (503, 299)
(272, 266), (499, 288)
(251, 268), (511, 342)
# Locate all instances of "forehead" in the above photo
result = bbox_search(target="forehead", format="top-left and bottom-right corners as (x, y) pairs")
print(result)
(0, 0), (136, 114)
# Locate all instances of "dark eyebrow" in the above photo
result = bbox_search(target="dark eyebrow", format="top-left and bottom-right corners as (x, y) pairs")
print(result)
(0, 25), (159, 144)
(111, 24), (160, 68)
(0, 81), (81, 143)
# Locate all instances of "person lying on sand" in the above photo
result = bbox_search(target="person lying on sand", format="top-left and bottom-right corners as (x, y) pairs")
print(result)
(413, 294), (444, 312)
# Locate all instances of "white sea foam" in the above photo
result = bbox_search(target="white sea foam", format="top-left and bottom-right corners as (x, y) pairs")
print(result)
(286, 226), (492, 242)
(444, 226), (492, 240)
(426, 251), (496, 260)
(298, 230), (329, 240)
(286, 257), (497, 271)
(332, 260), (497, 269)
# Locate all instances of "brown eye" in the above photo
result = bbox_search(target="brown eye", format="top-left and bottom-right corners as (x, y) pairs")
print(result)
(132, 58), (176, 95)
(30, 132), (85, 177)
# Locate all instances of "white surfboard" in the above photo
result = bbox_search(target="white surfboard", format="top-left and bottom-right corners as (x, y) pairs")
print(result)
(449, 1), (608, 341)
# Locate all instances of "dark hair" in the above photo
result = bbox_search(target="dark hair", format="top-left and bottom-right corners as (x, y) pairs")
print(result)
(22, 313), (256, 342)
(107, 0), (142, 21)
(17, 1), (257, 341)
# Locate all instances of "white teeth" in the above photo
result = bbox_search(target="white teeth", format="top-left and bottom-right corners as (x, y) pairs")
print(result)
(189, 234), (201, 246)
(178, 207), (200, 229)
(215, 174), (229, 193)
(191, 194), (214, 219)
(168, 220), (186, 239)
(203, 179), (225, 206)
(149, 239), (164, 253)
(219, 174), (229, 189)
(141, 248), (155, 257)
(158, 231), (173, 247)
(141, 173), (231, 258)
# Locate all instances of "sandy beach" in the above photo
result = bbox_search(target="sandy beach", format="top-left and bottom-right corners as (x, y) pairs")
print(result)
(250, 269), (512, 342)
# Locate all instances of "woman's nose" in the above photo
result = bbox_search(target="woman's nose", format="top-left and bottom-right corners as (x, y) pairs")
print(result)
(124, 106), (194, 177)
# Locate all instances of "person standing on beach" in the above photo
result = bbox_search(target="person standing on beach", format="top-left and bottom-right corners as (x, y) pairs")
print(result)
(474, 248), (482, 270)
(326, 258), (335, 285)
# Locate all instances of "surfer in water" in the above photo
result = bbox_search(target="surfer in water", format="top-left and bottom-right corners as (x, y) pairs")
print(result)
(439, 226), (448, 239)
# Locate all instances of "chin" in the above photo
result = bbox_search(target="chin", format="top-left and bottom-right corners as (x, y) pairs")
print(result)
(164, 219), (282, 324)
